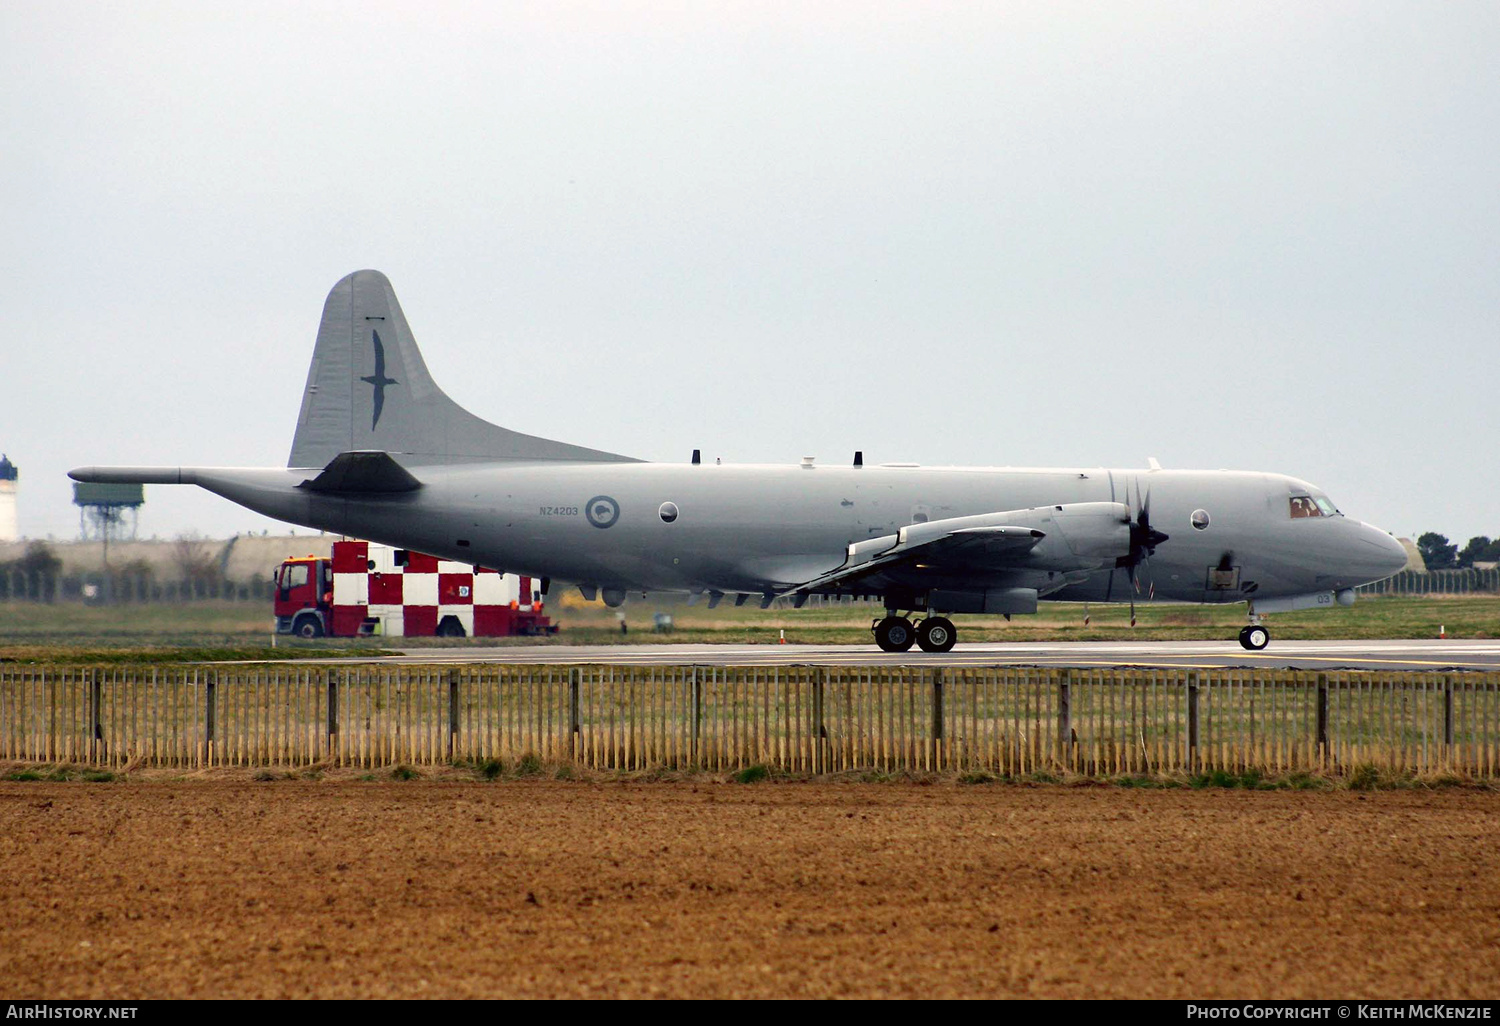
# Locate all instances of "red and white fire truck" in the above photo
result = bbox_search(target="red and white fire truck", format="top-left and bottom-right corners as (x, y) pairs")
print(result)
(273, 540), (556, 639)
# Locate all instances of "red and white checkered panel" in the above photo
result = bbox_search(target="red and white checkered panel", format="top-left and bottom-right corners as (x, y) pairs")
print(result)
(329, 541), (528, 637)
(331, 541), (369, 573)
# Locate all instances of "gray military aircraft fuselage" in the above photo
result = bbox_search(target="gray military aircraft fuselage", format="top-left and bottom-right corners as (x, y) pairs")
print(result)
(71, 270), (1408, 653)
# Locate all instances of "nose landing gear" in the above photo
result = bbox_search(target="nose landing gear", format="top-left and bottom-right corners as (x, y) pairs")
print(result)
(1238, 624), (1270, 651)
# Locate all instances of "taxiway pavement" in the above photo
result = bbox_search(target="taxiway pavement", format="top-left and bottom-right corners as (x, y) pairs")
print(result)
(385, 639), (1500, 671)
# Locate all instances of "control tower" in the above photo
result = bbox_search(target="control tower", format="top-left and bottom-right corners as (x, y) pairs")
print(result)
(0, 455), (16, 542)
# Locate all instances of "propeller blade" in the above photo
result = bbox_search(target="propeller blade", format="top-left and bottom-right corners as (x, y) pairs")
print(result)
(1112, 475), (1168, 618)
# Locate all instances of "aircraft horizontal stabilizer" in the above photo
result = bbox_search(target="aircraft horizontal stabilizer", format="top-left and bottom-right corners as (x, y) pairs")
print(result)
(297, 451), (422, 493)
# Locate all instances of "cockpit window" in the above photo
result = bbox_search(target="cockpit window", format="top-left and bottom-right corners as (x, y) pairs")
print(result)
(1313, 496), (1337, 517)
(1289, 496), (1323, 519)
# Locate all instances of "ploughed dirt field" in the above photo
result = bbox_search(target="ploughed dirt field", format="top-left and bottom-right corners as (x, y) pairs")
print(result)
(2, 781), (1498, 999)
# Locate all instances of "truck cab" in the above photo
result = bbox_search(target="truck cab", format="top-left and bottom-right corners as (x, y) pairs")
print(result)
(273, 555), (332, 637)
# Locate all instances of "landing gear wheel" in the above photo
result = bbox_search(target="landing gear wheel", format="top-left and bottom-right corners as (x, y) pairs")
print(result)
(1238, 624), (1270, 651)
(874, 616), (917, 653)
(916, 616), (958, 653)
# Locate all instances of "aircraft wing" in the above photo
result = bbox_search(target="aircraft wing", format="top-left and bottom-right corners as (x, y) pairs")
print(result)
(789, 502), (1132, 594)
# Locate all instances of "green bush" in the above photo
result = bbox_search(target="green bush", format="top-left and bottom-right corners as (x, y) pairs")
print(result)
(1346, 764), (1382, 790)
(515, 754), (542, 777)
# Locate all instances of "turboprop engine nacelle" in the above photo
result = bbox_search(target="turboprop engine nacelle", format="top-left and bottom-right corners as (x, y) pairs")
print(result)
(1038, 502), (1135, 566)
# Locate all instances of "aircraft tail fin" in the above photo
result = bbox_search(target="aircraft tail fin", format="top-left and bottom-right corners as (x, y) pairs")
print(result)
(288, 270), (639, 468)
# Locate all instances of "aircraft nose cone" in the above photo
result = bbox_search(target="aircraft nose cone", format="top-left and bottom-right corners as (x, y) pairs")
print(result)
(1355, 525), (1409, 581)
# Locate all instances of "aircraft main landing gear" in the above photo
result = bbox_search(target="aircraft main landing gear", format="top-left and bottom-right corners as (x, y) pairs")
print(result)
(873, 615), (960, 653)
(874, 616), (916, 652)
(1238, 624), (1270, 651)
(916, 616), (957, 653)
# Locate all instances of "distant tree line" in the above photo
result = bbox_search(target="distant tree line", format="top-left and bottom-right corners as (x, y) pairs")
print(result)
(0, 538), (256, 603)
(1416, 532), (1500, 570)
(0, 541), (63, 601)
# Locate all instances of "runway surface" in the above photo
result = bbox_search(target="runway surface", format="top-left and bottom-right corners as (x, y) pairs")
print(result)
(385, 639), (1500, 671)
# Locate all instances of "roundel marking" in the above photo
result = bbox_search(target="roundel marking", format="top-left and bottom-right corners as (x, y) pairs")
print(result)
(586, 495), (620, 529)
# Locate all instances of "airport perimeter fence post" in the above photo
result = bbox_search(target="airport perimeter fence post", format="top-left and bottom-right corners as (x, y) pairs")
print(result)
(205, 672), (216, 753)
(811, 668), (826, 773)
(89, 669), (103, 763)
(931, 667), (945, 769)
(46, 670), (55, 764)
(1316, 674), (1329, 770)
(1056, 671), (1071, 769)
(1187, 673), (1199, 772)
(1443, 676), (1454, 749)
(448, 669), (459, 760)
(932, 667), (944, 740)
(690, 667), (702, 768)
(569, 667), (581, 751)
(326, 670), (339, 759)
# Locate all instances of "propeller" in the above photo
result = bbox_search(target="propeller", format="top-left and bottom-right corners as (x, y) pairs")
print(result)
(1106, 481), (1170, 626)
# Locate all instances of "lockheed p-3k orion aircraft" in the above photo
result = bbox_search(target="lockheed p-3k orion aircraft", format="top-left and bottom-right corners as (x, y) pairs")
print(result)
(71, 270), (1409, 653)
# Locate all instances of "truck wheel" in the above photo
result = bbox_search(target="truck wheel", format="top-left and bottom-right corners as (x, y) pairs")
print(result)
(294, 615), (324, 639)
(437, 617), (467, 638)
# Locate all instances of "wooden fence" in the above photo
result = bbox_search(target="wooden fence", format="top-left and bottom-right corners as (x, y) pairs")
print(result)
(2, 665), (1498, 777)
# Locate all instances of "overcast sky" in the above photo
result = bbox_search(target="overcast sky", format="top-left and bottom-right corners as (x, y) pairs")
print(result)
(3, 2), (1496, 545)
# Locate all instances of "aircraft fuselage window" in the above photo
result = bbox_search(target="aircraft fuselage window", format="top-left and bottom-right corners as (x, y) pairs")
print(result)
(1289, 496), (1323, 519)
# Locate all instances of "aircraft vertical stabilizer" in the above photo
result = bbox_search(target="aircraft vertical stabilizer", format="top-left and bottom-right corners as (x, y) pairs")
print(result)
(288, 270), (638, 468)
